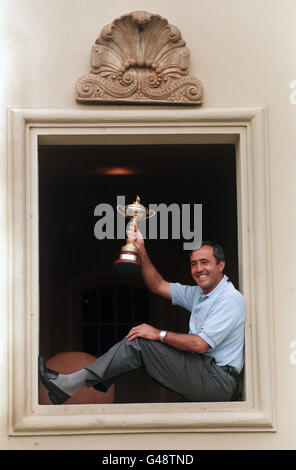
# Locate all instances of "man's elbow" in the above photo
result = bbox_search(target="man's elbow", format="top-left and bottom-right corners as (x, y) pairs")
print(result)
(194, 336), (210, 354)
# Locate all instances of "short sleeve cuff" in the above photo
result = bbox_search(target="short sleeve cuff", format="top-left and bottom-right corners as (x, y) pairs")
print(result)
(198, 331), (216, 350)
(170, 283), (179, 305)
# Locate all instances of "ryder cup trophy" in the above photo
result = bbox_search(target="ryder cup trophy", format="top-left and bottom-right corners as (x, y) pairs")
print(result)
(114, 195), (155, 271)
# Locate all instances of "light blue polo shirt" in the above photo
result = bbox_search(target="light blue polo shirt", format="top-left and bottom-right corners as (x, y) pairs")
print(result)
(170, 275), (245, 373)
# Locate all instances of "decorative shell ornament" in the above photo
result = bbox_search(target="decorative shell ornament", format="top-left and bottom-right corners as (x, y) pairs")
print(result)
(75, 11), (203, 105)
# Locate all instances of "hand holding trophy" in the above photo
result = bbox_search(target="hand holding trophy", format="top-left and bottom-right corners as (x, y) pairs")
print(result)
(114, 195), (155, 271)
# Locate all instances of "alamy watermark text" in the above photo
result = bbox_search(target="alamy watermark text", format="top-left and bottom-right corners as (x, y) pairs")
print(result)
(94, 196), (202, 250)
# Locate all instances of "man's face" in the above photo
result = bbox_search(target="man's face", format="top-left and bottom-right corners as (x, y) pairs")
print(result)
(190, 245), (225, 294)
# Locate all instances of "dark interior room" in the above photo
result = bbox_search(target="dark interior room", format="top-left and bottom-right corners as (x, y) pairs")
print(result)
(38, 143), (238, 403)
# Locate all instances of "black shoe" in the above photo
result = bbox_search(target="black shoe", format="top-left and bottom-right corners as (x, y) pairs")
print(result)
(38, 356), (71, 405)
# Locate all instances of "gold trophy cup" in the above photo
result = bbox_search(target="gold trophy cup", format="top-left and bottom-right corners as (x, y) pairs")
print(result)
(114, 195), (155, 271)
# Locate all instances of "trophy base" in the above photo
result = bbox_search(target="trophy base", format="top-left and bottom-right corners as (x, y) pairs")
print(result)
(114, 248), (141, 272)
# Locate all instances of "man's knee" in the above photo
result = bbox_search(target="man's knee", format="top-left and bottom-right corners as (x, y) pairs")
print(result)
(122, 337), (159, 354)
(122, 337), (149, 349)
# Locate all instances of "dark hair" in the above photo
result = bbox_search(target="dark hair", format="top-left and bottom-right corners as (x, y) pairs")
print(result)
(190, 241), (225, 265)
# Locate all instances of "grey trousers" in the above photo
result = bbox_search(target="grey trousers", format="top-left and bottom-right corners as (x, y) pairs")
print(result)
(85, 337), (238, 402)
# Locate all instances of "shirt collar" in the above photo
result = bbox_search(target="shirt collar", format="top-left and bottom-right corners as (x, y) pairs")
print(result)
(200, 274), (229, 300)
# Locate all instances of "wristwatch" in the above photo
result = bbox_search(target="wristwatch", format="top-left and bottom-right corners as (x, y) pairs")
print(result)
(159, 330), (167, 343)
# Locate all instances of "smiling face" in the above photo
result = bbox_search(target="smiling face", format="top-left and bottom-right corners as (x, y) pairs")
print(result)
(190, 245), (225, 294)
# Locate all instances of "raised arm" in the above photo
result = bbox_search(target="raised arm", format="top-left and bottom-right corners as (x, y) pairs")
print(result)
(128, 226), (171, 299)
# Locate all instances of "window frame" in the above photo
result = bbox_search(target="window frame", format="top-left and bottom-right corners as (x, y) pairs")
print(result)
(8, 106), (276, 435)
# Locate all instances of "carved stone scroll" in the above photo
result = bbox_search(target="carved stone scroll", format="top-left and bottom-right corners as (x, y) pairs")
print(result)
(75, 11), (203, 105)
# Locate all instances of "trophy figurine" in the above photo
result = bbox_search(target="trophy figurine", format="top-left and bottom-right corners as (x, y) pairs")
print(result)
(114, 195), (155, 271)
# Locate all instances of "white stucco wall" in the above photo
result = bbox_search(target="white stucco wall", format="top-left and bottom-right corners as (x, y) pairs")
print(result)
(1, 0), (296, 449)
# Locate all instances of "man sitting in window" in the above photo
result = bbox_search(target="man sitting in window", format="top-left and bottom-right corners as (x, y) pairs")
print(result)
(39, 230), (245, 404)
